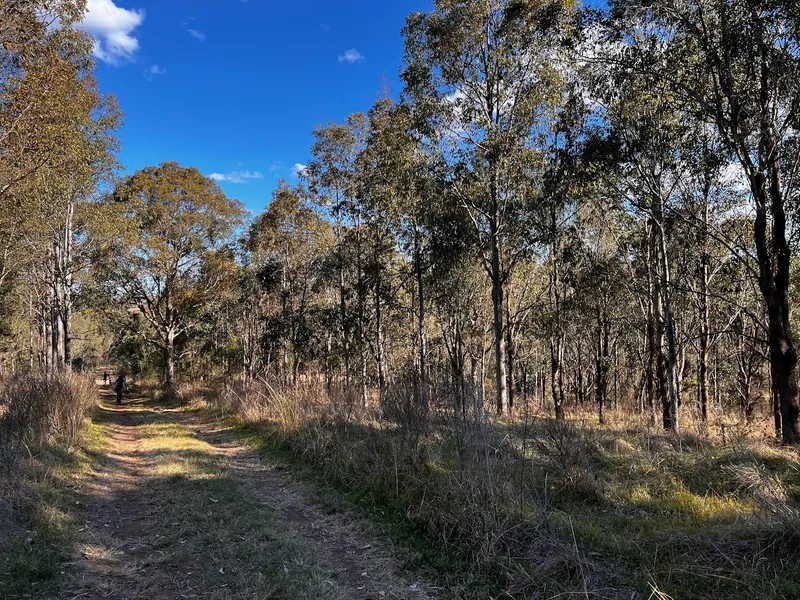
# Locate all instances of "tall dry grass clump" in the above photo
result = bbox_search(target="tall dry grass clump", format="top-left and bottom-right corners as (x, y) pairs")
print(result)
(0, 372), (97, 476)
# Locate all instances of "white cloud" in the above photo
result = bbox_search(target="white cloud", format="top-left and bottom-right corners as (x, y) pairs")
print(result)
(78, 0), (145, 64)
(445, 89), (466, 104)
(293, 163), (308, 177)
(209, 170), (264, 184)
(720, 161), (750, 193)
(143, 64), (166, 80)
(187, 28), (206, 42)
(338, 48), (364, 64)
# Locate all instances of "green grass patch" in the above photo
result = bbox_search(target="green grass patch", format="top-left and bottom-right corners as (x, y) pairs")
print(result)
(0, 434), (99, 599)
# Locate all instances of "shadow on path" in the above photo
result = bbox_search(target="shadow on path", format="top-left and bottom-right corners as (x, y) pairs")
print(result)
(60, 389), (435, 600)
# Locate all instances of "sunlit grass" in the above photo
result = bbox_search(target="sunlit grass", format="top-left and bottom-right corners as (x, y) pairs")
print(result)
(0, 444), (87, 597)
(80, 543), (125, 561)
(58, 399), (356, 599)
(137, 422), (222, 478)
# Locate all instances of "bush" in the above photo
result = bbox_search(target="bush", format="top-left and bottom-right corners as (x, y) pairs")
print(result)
(529, 417), (606, 487)
(0, 372), (96, 476)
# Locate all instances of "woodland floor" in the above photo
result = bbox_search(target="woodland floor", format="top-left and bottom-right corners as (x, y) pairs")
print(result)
(58, 386), (436, 600)
(8, 382), (799, 599)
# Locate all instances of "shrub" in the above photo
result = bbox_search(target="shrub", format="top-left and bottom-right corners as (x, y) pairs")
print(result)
(529, 417), (606, 487)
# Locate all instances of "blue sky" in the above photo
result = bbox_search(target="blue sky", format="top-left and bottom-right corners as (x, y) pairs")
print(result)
(81, 0), (432, 215)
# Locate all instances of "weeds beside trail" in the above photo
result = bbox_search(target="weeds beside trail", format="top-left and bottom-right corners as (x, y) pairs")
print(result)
(194, 381), (800, 600)
(0, 372), (98, 599)
(62, 388), (434, 600)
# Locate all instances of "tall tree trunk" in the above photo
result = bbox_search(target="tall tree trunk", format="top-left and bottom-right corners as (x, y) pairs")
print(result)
(549, 213), (564, 420)
(490, 207), (508, 415)
(550, 336), (565, 420)
(505, 284), (515, 412)
(676, 345), (686, 409)
(540, 365), (547, 408)
(456, 319), (465, 418)
(62, 199), (74, 374)
(325, 328), (333, 392)
(577, 339), (584, 405)
(375, 269), (386, 400)
(698, 180), (711, 422)
(596, 307), (610, 424)
(28, 293), (35, 370)
(522, 363), (528, 405)
(653, 205), (679, 432)
(596, 310), (605, 424)
(751, 164), (799, 443)
(356, 217), (367, 409)
(771, 359), (781, 438)
(645, 228), (656, 414)
(339, 259), (350, 386)
(63, 289), (72, 373)
(50, 277), (62, 372)
(361, 349), (368, 409)
(41, 305), (51, 371)
(281, 253), (289, 386)
(613, 344), (619, 408)
(413, 220), (427, 403)
(163, 332), (176, 389)
(713, 349), (721, 408)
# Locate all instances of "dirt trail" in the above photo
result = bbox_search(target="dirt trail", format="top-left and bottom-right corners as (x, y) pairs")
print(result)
(62, 390), (435, 600)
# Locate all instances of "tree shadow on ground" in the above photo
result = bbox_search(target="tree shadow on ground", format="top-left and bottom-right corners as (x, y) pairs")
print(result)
(61, 399), (367, 600)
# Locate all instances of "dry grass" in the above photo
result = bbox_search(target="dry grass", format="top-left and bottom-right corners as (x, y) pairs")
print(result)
(0, 373), (101, 599)
(0, 372), (97, 476)
(193, 381), (800, 599)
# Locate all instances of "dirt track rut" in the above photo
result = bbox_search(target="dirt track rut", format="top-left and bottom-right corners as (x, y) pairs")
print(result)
(62, 393), (435, 600)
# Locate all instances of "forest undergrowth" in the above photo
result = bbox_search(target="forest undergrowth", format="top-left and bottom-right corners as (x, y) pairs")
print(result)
(0, 373), (100, 599)
(192, 380), (800, 600)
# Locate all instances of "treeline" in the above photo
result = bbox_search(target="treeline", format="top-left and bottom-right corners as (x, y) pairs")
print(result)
(3, 0), (800, 442)
(0, 0), (120, 373)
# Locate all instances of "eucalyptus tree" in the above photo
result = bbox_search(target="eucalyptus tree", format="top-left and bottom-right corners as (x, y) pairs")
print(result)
(566, 204), (628, 422)
(357, 98), (443, 401)
(305, 114), (368, 398)
(28, 71), (120, 373)
(0, 0), (88, 202)
(402, 0), (573, 414)
(584, 53), (698, 431)
(535, 86), (590, 420)
(104, 163), (245, 389)
(247, 180), (332, 385)
(675, 129), (750, 422)
(0, 1), (121, 373)
(613, 0), (800, 441)
(235, 262), (269, 385)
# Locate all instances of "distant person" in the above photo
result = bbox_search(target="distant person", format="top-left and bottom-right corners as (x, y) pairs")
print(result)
(115, 374), (126, 406)
(103, 372), (109, 385)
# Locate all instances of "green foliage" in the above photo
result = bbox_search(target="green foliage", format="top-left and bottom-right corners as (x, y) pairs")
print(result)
(100, 162), (245, 385)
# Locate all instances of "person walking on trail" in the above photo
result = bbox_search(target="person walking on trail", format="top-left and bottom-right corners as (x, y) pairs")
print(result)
(115, 374), (126, 406)
(103, 371), (109, 385)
